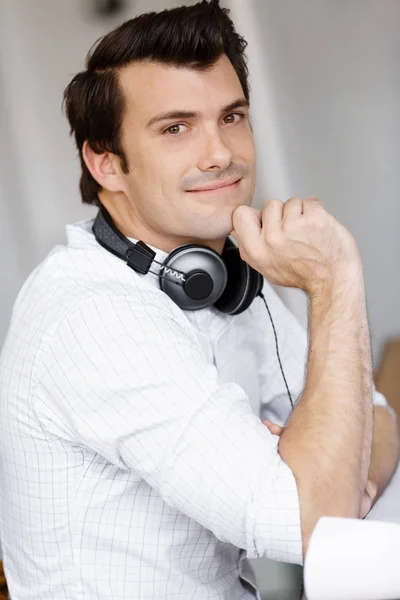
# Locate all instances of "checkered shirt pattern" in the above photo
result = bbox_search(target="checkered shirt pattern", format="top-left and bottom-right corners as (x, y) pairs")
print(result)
(0, 218), (388, 599)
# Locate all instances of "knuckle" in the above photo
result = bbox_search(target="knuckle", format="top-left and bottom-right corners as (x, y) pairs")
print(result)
(265, 230), (284, 249)
(264, 198), (283, 212)
(304, 196), (324, 210)
(282, 217), (299, 234)
(306, 208), (328, 228)
(305, 212), (321, 228)
(284, 197), (302, 213)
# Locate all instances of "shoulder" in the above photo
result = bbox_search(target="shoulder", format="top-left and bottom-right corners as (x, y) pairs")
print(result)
(9, 241), (194, 359)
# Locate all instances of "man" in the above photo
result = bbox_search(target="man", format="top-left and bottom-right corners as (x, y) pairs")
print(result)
(0, 1), (398, 599)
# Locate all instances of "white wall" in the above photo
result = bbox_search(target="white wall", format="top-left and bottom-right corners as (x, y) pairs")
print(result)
(0, 0), (190, 343)
(238, 0), (400, 366)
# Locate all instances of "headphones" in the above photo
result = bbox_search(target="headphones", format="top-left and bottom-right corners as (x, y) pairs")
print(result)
(92, 205), (294, 410)
(93, 205), (264, 315)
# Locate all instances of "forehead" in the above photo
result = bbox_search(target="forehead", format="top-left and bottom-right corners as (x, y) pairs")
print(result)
(118, 54), (244, 123)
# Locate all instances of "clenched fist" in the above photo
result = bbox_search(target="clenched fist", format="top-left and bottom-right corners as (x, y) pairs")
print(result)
(231, 197), (361, 297)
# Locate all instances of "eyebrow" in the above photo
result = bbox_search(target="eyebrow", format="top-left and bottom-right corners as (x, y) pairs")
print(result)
(145, 98), (250, 128)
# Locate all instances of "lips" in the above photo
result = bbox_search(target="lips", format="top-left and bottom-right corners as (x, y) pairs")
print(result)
(188, 178), (241, 192)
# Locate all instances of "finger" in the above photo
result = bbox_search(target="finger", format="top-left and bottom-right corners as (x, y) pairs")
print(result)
(283, 197), (303, 221)
(269, 424), (284, 436)
(231, 206), (262, 252)
(261, 198), (284, 236)
(302, 196), (324, 214)
(262, 420), (284, 436)
(230, 208), (261, 238)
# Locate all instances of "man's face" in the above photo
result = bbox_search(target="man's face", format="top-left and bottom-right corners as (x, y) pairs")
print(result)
(116, 54), (256, 250)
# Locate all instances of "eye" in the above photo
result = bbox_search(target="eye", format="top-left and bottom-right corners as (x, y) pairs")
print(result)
(163, 123), (187, 136)
(222, 112), (246, 125)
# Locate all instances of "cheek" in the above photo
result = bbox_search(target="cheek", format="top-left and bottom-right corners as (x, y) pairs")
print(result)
(143, 140), (189, 180)
(240, 131), (256, 161)
(126, 145), (164, 190)
(150, 146), (194, 195)
(127, 160), (184, 207)
(225, 125), (256, 167)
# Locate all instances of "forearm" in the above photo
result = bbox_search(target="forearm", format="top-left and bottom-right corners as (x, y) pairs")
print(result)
(368, 405), (400, 506)
(278, 262), (374, 556)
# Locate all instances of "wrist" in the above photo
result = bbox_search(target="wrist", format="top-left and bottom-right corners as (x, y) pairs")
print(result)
(309, 259), (365, 307)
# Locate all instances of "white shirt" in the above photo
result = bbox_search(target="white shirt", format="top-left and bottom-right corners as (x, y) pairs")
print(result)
(0, 217), (388, 600)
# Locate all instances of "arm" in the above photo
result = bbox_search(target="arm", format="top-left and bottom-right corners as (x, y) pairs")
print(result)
(35, 291), (304, 564)
(258, 283), (399, 518)
(263, 403), (400, 519)
(232, 197), (376, 560)
(279, 264), (373, 557)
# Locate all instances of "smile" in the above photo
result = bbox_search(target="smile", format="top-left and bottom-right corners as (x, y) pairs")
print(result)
(188, 179), (242, 194)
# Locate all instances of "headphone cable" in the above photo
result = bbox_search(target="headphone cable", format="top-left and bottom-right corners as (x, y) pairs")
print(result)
(259, 291), (294, 411)
(259, 292), (303, 598)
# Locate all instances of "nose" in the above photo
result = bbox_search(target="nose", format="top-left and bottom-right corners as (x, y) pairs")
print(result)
(197, 126), (233, 172)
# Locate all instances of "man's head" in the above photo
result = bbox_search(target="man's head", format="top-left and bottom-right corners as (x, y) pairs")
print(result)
(64, 0), (256, 253)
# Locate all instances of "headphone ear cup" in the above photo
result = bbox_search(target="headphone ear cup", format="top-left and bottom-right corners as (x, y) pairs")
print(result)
(159, 244), (228, 311)
(214, 243), (263, 315)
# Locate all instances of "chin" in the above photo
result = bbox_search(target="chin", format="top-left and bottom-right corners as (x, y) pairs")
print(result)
(180, 191), (252, 242)
(187, 214), (234, 243)
(210, 198), (250, 231)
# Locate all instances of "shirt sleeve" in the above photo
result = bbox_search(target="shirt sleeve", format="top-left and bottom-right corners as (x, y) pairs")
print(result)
(34, 290), (303, 565)
(257, 279), (393, 424)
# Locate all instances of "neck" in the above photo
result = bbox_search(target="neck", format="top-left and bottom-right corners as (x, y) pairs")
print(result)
(99, 194), (226, 255)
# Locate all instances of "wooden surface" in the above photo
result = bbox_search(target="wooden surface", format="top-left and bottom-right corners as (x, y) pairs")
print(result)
(375, 338), (400, 428)
(0, 562), (8, 600)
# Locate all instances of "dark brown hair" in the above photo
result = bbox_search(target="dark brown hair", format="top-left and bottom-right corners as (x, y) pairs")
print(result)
(63, 0), (250, 206)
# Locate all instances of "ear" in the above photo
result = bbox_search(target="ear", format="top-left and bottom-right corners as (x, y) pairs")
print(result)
(82, 140), (126, 194)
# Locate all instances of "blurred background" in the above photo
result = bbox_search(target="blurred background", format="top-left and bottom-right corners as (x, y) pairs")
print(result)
(2, 0), (400, 363)
(1, 0), (400, 598)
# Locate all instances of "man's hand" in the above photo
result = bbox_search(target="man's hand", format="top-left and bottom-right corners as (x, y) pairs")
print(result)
(231, 197), (360, 297)
(262, 419), (377, 519)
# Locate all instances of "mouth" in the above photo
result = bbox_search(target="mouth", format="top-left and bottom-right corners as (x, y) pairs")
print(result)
(187, 178), (242, 194)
